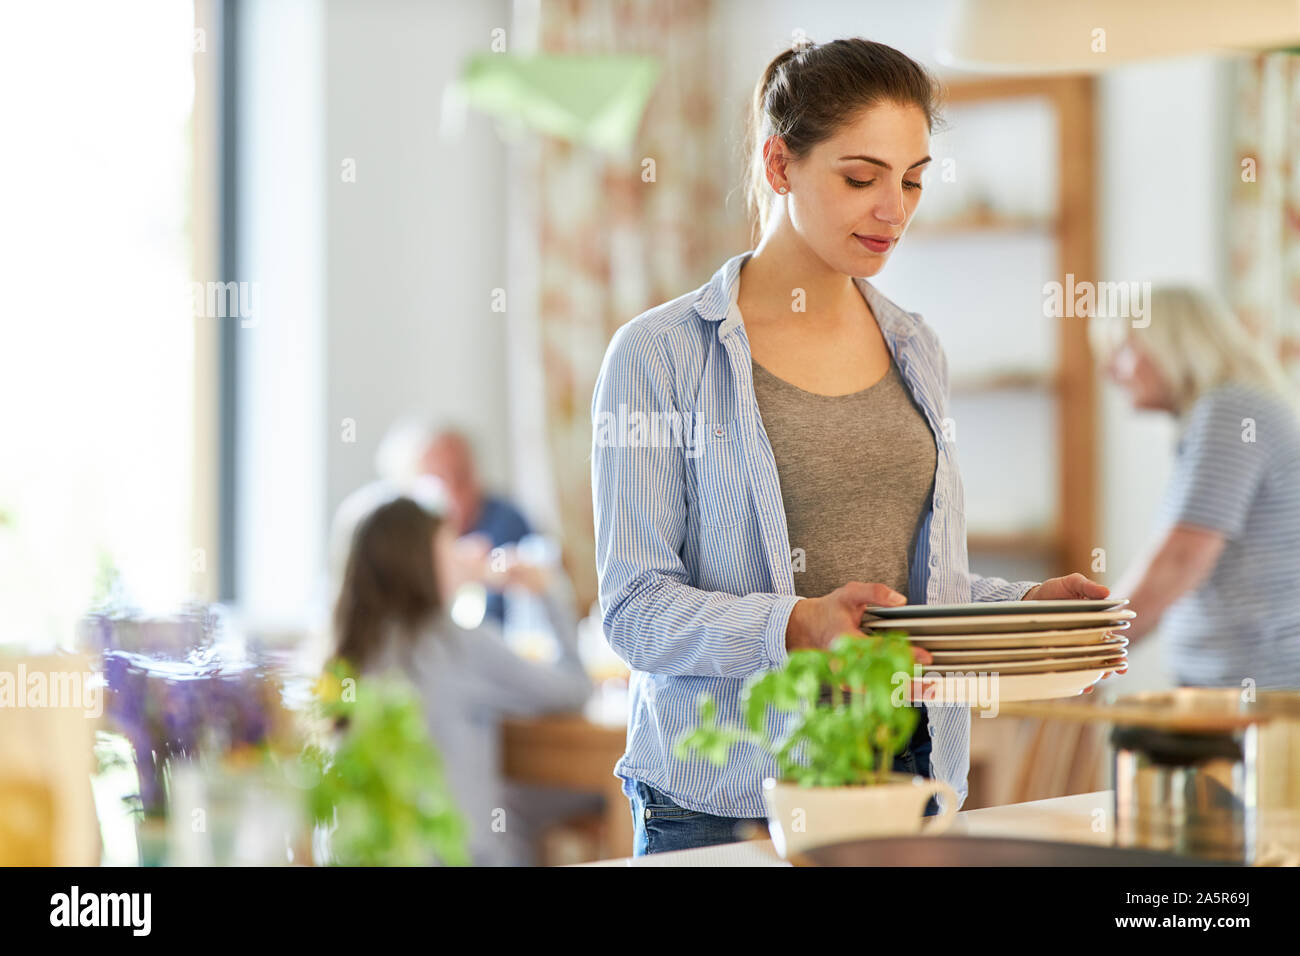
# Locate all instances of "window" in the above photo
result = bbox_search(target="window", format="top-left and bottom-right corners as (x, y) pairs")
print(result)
(0, 2), (213, 646)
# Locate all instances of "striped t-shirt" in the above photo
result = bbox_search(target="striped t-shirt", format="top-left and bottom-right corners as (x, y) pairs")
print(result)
(1157, 382), (1300, 687)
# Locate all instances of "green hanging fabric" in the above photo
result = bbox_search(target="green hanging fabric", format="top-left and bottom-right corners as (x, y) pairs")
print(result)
(454, 53), (661, 154)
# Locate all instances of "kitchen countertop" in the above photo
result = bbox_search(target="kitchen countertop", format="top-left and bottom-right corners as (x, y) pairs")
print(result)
(579, 789), (1114, 866)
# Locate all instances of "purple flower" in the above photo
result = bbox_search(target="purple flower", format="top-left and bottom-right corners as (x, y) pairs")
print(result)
(94, 609), (290, 818)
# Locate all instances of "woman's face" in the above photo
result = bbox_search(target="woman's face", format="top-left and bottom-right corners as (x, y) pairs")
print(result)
(778, 100), (931, 278)
(1106, 336), (1173, 412)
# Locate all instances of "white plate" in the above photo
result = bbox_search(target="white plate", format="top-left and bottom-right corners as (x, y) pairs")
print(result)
(920, 669), (1108, 704)
(865, 598), (1130, 618)
(910, 625), (1130, 650)
(865, 609), (1136, 635)
(928, 637), (1129, 662)
(921, 652), (1125, 675)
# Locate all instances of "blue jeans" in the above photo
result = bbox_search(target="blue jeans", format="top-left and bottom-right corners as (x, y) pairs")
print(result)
(630, 707), (937, 855)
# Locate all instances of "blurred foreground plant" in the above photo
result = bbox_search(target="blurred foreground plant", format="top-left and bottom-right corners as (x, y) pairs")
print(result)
(304, 660), (469, 866)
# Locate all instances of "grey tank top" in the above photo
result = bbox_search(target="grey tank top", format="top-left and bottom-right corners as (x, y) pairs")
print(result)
(751, 356), (937, 601)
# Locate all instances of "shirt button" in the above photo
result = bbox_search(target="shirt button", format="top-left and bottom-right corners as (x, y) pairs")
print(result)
(714, 426), (725, 438)
(935, 493), (945, 507)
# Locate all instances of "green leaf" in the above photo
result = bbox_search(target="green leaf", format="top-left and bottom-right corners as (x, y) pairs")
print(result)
(673, 626), (927, 786)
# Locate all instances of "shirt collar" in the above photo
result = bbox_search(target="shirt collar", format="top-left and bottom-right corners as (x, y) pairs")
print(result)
(693, 249), (916, 341)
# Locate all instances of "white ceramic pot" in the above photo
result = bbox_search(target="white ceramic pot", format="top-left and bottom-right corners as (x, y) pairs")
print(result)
(762, 773), (958, 859)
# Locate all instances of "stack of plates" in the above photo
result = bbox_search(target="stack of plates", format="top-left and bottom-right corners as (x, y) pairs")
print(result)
(861, 599), (1133, 704)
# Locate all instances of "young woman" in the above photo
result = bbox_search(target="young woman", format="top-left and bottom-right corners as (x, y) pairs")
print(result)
(1093, 286), (1300, 688)
(332, 490), (594, 865)
(590, 37), (1110, 856)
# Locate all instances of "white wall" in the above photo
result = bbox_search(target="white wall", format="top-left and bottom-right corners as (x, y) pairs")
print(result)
(1095, 55), (1234, 691)
(324, 0), (512, 523)
(236, 0), (512, 629)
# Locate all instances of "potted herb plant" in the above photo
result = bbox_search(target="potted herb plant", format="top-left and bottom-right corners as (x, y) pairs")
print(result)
(674, 630), (957, 858)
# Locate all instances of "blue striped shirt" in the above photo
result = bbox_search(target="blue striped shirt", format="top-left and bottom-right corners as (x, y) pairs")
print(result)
(590, 250), (1037, 817)
(1158, 383), (1300, 687)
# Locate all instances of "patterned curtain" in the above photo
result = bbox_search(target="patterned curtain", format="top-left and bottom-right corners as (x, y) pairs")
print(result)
(509, 0), (743, 612)
(1228, 52), (1300, 373)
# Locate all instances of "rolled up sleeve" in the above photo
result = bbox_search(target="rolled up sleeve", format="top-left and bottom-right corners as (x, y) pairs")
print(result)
(970, 574), (1038, 602)
(591, 322), (798, 678)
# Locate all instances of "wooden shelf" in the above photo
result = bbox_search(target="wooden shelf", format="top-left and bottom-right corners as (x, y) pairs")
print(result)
(939, 75), (1098, 580)
(968, 528), (1059, 557)
(951, 368), (1056, 393)
(908, 215), (1056, 238)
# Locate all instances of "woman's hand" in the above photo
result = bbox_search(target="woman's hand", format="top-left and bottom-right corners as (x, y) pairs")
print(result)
(1082, 658), (1129, 695)
(786, 582), (935, 699)
(1022, 572), (1110, 602)
(786, 581), (905, 651)
(1022, 572), (1125, 693)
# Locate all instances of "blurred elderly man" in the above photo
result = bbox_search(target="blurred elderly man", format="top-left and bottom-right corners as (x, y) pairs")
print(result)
(376, 421), (533, 626)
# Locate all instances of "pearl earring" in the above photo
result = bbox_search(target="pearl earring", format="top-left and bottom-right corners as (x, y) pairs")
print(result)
(777, 186), (788, 194)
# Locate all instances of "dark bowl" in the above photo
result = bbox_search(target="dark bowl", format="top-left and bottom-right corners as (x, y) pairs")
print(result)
(789, 835), (1233, 866)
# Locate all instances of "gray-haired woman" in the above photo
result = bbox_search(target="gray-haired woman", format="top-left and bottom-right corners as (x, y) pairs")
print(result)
(1092, 286), (1300, 688)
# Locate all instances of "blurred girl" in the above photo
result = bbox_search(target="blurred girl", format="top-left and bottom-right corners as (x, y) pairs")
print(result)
(332, 491), (593, 864)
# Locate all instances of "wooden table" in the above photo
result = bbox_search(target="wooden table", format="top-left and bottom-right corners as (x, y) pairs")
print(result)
(501, 713), (632, 859)
(950, 788), (1113, 844)
(578, 789), (1115, 866)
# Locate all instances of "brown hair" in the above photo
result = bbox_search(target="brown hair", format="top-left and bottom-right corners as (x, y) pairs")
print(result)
(745, 37), (945, 241)
(333, 496), (444, 671)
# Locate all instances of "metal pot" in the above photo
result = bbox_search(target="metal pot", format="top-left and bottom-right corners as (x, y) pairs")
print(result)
(1110, 689), (1300, 865)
